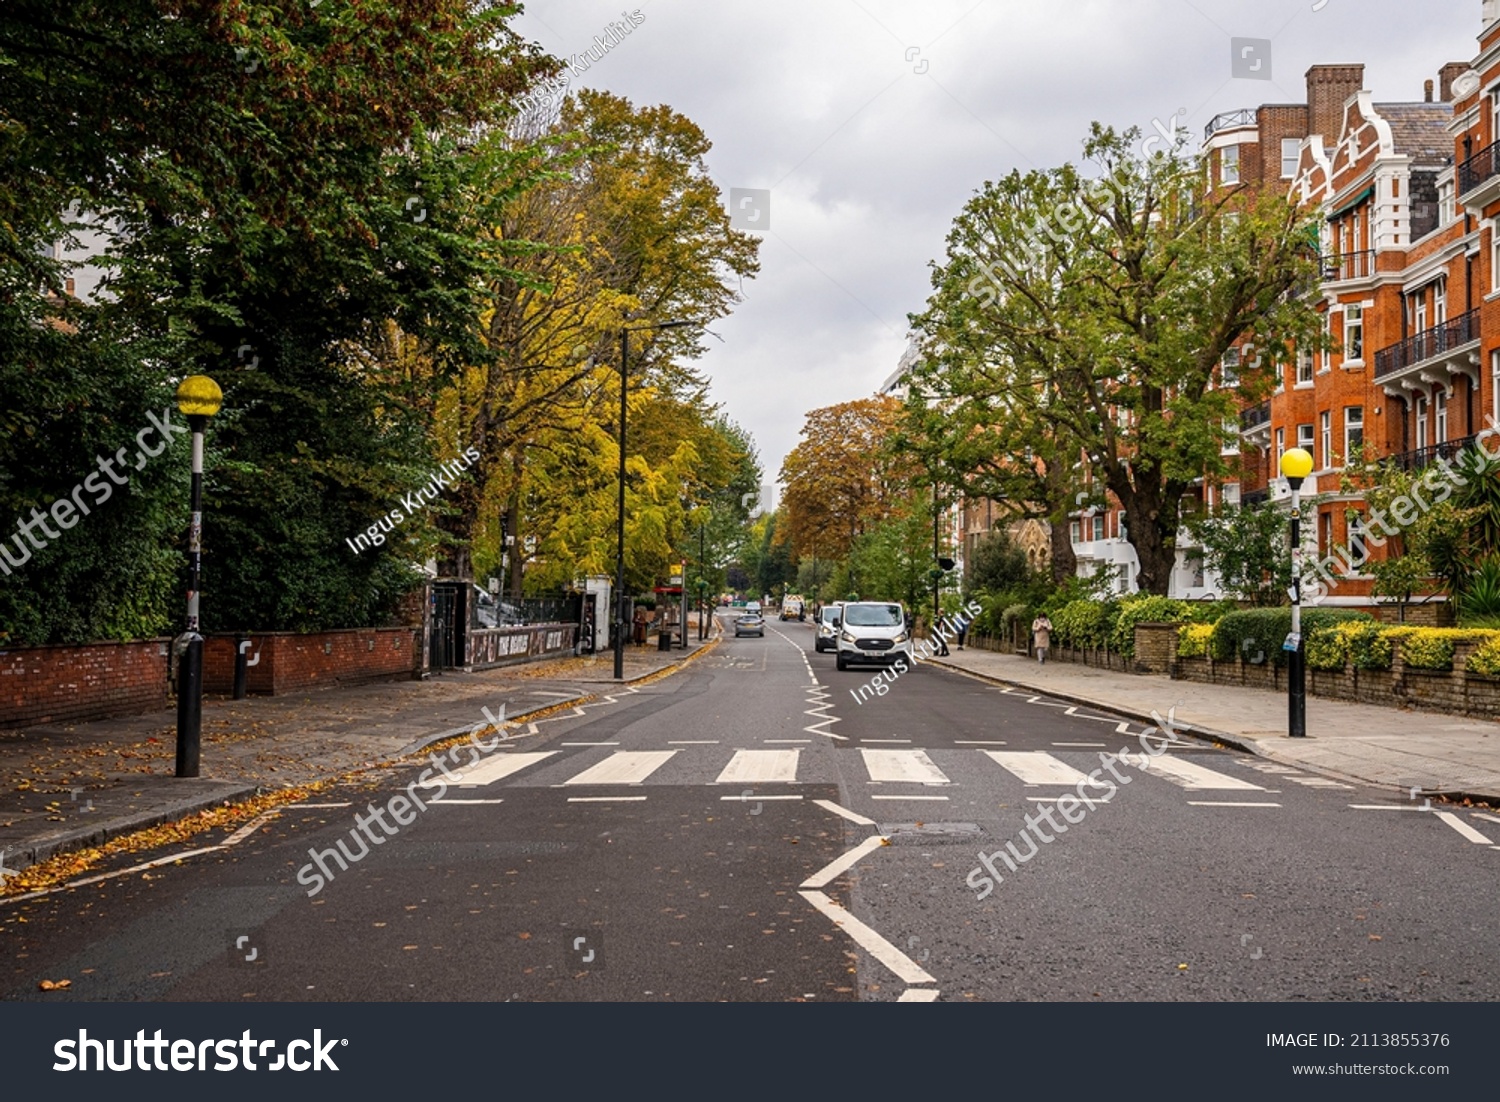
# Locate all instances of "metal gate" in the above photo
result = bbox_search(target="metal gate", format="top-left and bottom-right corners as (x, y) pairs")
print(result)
(430, 583), (464, 673)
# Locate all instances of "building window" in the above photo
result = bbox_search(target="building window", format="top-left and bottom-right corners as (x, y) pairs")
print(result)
(1348, 513), (1369, 569)
(1440, 178), (1455, 227)
(1320, 411), (1331, 468)
(1275, 427), (1285, 467)
(1221, 347), (1240, 387)
(1344, 406), (1364, 463)
(1436, 388), (1448, 444)
(1092, 515), (1105, 541)
(1492, 220), (1500, 293)
(1224, 482), (1241, 506)
(1070, 520), (1081, 545)
(1297, 347), (1314, 384)
(1320, 511), (1333, 557)
(1492, 350), (1500, 425)
(1222, 418), (1239, 455)
(1281, 137), (1300, 178)
(1343, 305), (1363, 362)
(1435, 280), (1447, 324)
(1221, 145), (1240, 186)
(1297, 423), (1314, 452)
(1416, 395), (1428, 450)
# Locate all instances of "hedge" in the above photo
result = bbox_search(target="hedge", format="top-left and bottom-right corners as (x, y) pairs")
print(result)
(1177, 623), (1214, 658)
(1209, 608), (1373, 667)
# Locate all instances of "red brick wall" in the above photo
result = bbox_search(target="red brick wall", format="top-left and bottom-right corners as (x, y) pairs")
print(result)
(202, 629), (418, 695)
(0, 639), (170, 727)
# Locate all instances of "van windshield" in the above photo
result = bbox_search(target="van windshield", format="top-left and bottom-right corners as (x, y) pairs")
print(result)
(842, 604), (903, 627)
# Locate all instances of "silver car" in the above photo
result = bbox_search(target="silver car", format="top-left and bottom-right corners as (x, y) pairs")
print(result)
(734, 607), (765, 637)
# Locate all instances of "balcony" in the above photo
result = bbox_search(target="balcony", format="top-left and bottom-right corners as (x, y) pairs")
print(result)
(1390, 434), (1477, 473)
(1239, 399), (1271, 442)
(1373, 308), (1481, 388)
(1460, 140), (1500, 212)
(1204, 108), (1257, 141)
(1320, 250), (1375, 282)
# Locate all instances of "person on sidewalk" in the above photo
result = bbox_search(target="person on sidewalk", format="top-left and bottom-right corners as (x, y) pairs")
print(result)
(932, 617), (950, 657)
(1031, 613), (1053, 664)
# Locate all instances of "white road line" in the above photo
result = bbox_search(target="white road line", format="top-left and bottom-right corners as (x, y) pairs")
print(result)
(763, 739), (811, 744)
(566, 796), (649, 803)
(432, 799), (507, 805)
(563, 750), (678, 785)
(1474, 812), (1500, 825)
(561, 741), (619, 747)
(1052, 742), (1106, 748)
(721, 794), (804, 802)
(1115, 722), (1132, 734)
(669, 740), (720, 745)
(1349, 805), (1430, 811)
(814, 799), (877, 827)
(1141, 756), (1265, 791)
(870, 794), (949, 801)
(862, 739), (912, 744)
(716, 749), (800, 785)
(860, 748), (949, 784)
(799, 891), (936, 985)
(982, 750), (1097, 787)
(1187, 801), (1282, 807)
(530, 690), (576, 698)
(954, 740), (1007, 746)
(1436, 811), (1493, 844)
(222, 811), (280, 847)
(290, 802), (353, 809)
(898, 988), (940, 1002)
(450, 751), (558, 787)
(802, 835), (889, 889)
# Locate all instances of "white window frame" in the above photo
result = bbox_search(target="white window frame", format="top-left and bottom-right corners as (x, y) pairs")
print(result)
(1416, 395), (1428, 450)
(1343, 305), (1363, 362)
(1092, 514), (1105, 542)
(1296, 347), (1314, 385)
(1436, 389), (1448, 444)
(1275, 427), (1285, 468)
(1221, 347), (1240, 388)
(1344, 406), (1364, 463)
(1492, 220), (1500, 294)
(1492, 349), (1500, 425)
(1221, 144), (1240, 186)
(1320, 411), (1332, 468)
(1297, 423), (1315, 452)
(1281, 137), (1300, 179)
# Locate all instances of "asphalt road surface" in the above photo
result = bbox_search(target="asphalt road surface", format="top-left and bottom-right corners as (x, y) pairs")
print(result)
(6, 611), (1499, 1003)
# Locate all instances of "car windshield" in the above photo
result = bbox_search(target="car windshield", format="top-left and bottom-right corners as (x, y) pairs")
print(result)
(842, 604), (903, 627)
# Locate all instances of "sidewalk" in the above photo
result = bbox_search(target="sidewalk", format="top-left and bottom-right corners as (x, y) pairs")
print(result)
(0, 632), (715, 874)
(928, 647), (1500, 803)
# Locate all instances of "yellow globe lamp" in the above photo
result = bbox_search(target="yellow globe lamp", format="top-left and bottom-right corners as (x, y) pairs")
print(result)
(1280, 446), (1313, 487)
(175, 375), (223, 419)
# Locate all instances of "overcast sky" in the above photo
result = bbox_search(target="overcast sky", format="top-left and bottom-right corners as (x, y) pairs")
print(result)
(514, 0), (1481, 496)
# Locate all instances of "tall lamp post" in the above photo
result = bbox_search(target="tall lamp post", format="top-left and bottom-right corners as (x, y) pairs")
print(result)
(615, 319), (691, 679)
(174, 375), (223, 778)
(1280, 447), (1314, 739)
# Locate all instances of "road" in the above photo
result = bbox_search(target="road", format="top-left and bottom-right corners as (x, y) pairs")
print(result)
(5, 611), (1499, 1003)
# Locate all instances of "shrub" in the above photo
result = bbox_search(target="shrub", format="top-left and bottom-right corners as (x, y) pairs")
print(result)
(1304, 624), (1346, 671)
(1051, 598), (1117, 649)
(1345, 621), (1393, 671)
(1177, 622), (1214, 658)
(1467, 636), (1500, 677)
(1461, 554), (1500, 621)
(1210, 608), (1372, 667)
(1388, 627), (1500, 671)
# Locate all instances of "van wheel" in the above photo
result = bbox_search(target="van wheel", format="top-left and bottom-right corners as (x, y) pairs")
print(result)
(836, 653), (848, 671)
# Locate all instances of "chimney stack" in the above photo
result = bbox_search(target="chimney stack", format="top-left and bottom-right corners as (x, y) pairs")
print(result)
(1485, 0), (1499, 29)
(1440, 62), (1469, 102)
(1425, 79), (1434, 102)
(1305, 65), (1365, 142)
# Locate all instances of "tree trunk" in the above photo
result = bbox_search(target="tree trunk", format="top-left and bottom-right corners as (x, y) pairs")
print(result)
(1048, 514), (1076, 584)
(1116, 485), (1177, 596)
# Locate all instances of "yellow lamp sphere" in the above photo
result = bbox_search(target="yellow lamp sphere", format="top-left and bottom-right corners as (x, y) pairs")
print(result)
(1280, 447), (1314, 481)
(176, 375), (223, 418)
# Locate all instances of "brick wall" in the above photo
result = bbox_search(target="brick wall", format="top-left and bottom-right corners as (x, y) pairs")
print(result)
(0, 639), (170, 727)
(202, 629), (418, 695)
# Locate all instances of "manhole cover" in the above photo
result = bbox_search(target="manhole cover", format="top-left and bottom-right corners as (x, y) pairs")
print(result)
(880, 822), (981, 845)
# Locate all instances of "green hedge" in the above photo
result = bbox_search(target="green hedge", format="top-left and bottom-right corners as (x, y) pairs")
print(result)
(1209, 608), (1373, 667)
(1052, 598), (1118, 649)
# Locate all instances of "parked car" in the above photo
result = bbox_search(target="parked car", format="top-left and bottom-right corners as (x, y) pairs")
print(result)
(814, 604), (842, 652)
(734, 606), (765, 637)
(835, 601), (912, 671)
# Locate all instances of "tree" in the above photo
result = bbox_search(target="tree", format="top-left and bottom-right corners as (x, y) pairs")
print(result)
(910, 125), (1322, 594)
(779, 397), (914, 559)
(966, 529), (1034, 595)
(1186, 501), (1299, 607)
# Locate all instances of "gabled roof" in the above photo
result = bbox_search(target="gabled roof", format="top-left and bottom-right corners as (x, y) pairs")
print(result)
(1372, 102), (1453, 166)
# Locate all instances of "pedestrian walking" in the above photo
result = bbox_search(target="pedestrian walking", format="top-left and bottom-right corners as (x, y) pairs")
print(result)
(1031, 613), (1053, 665)
(932, 615), (950, 657)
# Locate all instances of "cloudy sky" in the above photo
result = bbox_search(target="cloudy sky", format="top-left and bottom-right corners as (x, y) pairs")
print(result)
(514, 0), (1481, 494)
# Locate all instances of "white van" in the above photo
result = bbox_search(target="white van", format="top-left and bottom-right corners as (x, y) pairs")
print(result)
(835, 602), (913, 671)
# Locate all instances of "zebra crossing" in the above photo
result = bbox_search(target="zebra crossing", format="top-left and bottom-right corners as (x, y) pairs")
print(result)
(430, 745), (1299, 796)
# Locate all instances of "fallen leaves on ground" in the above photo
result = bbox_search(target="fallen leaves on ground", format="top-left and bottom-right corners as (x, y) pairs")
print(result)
(38, 979), (71, 991)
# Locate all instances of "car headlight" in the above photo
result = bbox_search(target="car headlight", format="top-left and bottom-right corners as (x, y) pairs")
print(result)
(841, 631), (855, 643)
(893, 631), (908, 644)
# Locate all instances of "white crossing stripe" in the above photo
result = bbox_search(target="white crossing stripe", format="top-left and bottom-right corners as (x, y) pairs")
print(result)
(1288, 777), (1352, 788)
(898, 988), (940, 1002)
(450, 751), (558, 787)
(860, 749), (950, 785)
(814, 799), (877, 826)
(1436, 811), (1493, 844)
(1139, 755), (1265, 791)
(1187, 801), (1281, 808)
(982, 750), (1098, 786)
(798, 891), (936, 985)
(563, 750), (678, 785)
(716, 749), (800, 784)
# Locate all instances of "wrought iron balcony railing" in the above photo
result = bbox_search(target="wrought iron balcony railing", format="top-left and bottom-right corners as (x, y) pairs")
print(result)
(1372, 309), (1480, 380)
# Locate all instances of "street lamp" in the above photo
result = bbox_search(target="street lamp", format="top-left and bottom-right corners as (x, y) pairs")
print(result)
(1280, 447), (1314, 739)
(615, 319), (691, 679)
(174, 374), (223, 778)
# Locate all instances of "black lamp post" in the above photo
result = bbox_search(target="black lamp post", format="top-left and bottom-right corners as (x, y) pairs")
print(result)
(174, 375), (223, 778)
(615, 320), (690, 680)
(1280, 447), (1314, 738)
